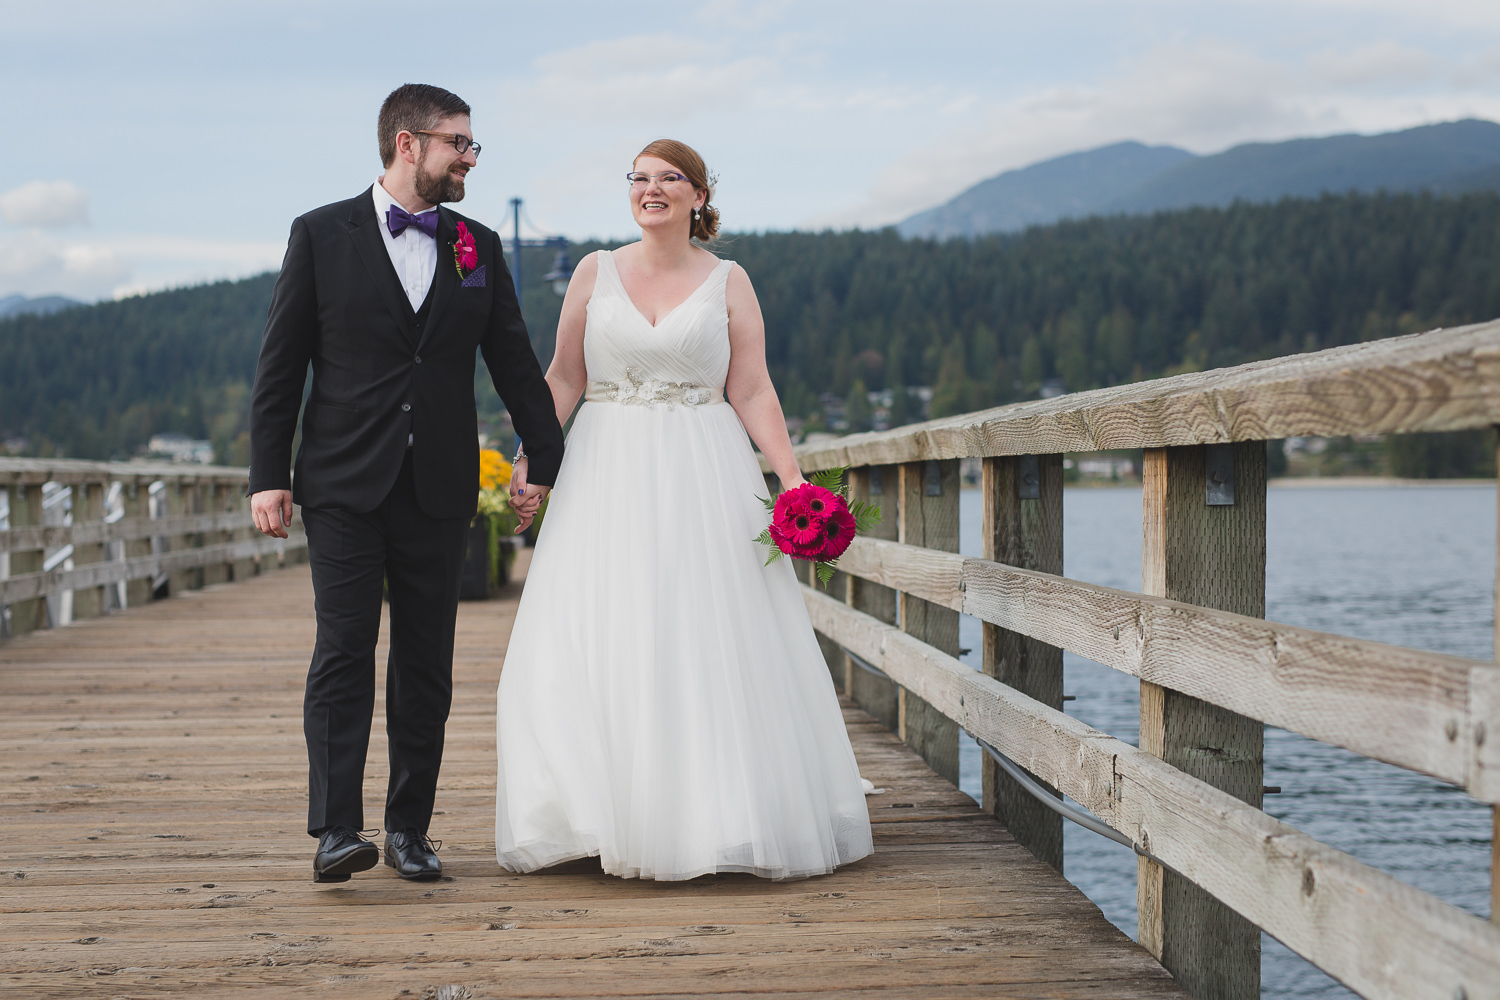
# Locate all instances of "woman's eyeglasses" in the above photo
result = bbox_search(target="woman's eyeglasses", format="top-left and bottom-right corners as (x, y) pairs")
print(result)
(627, 171), (690, 187)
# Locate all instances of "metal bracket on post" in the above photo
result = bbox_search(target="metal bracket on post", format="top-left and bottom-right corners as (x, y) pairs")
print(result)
(869, 467), (883, 495)
(1205, 444), (1235, 506)
(924, 461), (943, 496)
(1018, 455), (1040, 500)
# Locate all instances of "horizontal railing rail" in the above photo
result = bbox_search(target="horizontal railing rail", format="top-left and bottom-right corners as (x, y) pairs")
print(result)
(834, 534), (1494, 799)
(0, 535), (303, 605)
(787, 322), (1500, 470)
(0, 458), (306, 639)
(766, 321), (1500, 1000)
(803, 589), (1500, 1000)
(0, 509), (254, 553)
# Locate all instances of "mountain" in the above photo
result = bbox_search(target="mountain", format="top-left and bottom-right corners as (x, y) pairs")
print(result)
(898, 142), (1193, 239)
(1110, 119), (1500, 214)
(902, 119), (1500, 239)
(0, 293), (81, 320)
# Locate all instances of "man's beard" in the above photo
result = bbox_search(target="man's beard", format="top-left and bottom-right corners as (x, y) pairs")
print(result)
(414, 150), (466, 204)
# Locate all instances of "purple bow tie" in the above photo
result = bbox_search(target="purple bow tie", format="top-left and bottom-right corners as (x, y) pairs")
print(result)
(386, 204), (439, 239)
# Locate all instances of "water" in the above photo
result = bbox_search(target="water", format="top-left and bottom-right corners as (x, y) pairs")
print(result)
(951, 483), (1495, 999)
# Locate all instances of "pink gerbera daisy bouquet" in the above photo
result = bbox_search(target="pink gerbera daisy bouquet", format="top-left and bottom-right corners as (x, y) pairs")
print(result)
(754, 468), (882, 588)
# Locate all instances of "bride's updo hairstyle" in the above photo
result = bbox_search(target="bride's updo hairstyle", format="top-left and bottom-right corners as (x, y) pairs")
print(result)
(636, 139), (720, 242)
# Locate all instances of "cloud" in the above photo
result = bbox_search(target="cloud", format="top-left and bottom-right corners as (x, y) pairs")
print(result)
(808, 36), (1500, 229)
(0, 231), (128, 299)
(0, 230), (285, 302)
(525, 34), (776, 123)
(809, 42), (1319, 228)
(0, 180), (90, 228)
(1309, 42), (1435, 86)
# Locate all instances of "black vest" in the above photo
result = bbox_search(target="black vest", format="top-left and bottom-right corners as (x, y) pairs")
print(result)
(406, 280), (435, 348)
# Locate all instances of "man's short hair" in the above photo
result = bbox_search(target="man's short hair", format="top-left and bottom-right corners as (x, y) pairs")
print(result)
(377, 84), (472, 167)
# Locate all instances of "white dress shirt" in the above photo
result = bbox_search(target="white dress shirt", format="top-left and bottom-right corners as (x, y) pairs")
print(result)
(371, 179), (438, 311)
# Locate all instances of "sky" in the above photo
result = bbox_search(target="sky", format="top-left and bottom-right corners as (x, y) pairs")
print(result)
(2, 0), (1500, 302)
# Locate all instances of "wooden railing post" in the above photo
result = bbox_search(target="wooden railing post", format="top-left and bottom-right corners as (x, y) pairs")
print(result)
(232, 480), (257, 582)
(124, 478), (153, 608)
(70, 480), (107, 621)
(897, 459), (960, 785)
(847, 466), (899, 730)
(165, 480), (196, 596)
(204, 483), (232, 587)
(1138, 442), (1266, 1000)
(7, 483), (46, 636)
(981, 454), (1064, 871)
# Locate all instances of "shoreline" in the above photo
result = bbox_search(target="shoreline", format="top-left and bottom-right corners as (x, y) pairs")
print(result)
(959, 477), (1495, 491)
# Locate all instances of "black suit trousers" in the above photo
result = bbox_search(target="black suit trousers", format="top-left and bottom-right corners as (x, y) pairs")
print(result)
(301, 450), (469, 836)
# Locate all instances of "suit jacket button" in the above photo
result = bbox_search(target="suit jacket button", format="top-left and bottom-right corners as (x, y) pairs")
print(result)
(401, 403), (412, 412)
(414, 355), (422, 364)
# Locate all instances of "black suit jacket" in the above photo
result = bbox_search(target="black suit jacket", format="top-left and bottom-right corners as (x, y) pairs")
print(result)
(248, 187), (564, 519)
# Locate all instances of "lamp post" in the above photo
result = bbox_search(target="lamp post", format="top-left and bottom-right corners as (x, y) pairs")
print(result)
(507, 197), (574, 299)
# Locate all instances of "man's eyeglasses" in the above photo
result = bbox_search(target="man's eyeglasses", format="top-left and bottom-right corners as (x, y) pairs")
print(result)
(415, 130), (482, 158)
(627, 171), (691, 187)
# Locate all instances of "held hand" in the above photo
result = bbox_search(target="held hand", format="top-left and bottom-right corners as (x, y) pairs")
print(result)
(250, 490), (294, 539)
(510, 485), (551, 533)
(508, 456), (531, 505)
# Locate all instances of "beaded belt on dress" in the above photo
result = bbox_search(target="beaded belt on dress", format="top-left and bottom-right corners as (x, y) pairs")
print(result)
(585, 367), (724, 407)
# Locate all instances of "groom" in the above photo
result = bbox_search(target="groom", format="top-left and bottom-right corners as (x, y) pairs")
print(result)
(248, 83), (564, 883)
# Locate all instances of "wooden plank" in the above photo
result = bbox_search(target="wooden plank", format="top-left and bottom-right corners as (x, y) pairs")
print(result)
(802, 589), (1500, 1000)
(846, 466), (899, 731)
(0, 456), (250, 487)
(0, 555), (1190, 1000)
(0, 533), (306, 605)
(164, 479), (197, 596)
(981, 454), (1064, 872)
(0, 509), (255, 555)
(833, 535), (1487, 797)
(764, 323), (1500, 473)
(897, 460), (960, 786)
(4, 482), (45, 637)
(120, 479), (153, 609)
(68, 480), (107, 621)
(202, 484), (232, 587)
(1137, 444), (1264, 1000)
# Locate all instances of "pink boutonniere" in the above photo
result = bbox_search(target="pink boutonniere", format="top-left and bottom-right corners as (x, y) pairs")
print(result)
(453, 221), (478, 278)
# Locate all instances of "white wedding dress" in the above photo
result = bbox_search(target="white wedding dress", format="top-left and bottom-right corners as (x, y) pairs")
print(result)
(494, 250), (873, 881)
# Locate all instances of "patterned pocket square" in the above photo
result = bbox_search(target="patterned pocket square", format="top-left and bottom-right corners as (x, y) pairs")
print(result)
(461, 264), (487, 289)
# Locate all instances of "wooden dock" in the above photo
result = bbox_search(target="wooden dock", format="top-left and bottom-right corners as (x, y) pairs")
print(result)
(0, 552), (1186, 1000)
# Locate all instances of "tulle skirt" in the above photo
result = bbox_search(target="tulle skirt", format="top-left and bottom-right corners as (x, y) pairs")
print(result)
(494, 399), (873, 880)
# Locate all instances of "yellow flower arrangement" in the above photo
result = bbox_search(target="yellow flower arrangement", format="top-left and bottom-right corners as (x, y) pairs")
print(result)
(479, 449), (514, 492)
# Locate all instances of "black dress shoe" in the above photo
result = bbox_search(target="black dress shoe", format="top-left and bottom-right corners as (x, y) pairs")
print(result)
(313, 827), (379, 883)
(384, 829), (443, 880)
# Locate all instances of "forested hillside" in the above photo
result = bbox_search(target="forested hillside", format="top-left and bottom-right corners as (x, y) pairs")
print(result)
(3, 189), (1499, 471)
(0, 274), (276, 464)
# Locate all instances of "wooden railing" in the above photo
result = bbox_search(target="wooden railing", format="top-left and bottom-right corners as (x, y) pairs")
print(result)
(770, 321), (1500, 1000)
(0, 459), (305, 639)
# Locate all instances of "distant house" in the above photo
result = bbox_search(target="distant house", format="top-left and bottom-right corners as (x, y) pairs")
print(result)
(147, 434), (214, 464)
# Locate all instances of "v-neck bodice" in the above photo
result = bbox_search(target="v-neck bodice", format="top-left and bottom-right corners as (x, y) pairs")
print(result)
(584, 250), (734, 391)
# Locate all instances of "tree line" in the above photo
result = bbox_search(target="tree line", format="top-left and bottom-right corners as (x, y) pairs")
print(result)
(2, 189), (1497, 474)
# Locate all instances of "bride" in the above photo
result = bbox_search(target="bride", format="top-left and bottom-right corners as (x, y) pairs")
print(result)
(495, 139), (872, 880)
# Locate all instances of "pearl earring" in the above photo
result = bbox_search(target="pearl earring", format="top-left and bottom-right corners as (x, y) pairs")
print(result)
(694, 209), (701, 221)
